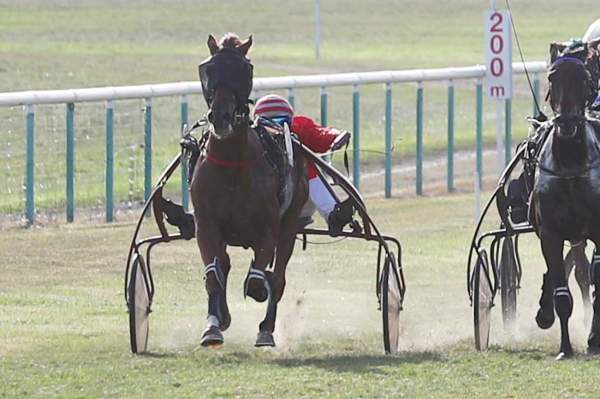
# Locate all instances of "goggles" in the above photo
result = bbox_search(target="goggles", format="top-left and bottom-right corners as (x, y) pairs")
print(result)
(270, 115), (292, 127)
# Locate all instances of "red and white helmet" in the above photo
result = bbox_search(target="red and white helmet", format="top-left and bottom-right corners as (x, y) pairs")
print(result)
(254, 94), (294, 124)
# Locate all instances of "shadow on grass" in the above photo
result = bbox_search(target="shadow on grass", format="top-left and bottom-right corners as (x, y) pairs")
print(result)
(490, 346), (548, 361)
(136, 351), (180, 359)
(271, 351), (445, 374)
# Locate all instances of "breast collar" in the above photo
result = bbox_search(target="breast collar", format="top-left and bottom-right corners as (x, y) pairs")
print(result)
(536, 119), (600, 179)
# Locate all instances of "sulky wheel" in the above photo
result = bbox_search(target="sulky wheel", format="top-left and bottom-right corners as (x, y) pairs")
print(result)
(381, 252), (402, 354)
(499, 237), (518, 329)
(128, 253), (151, 354)
(473, 249), (493, 351)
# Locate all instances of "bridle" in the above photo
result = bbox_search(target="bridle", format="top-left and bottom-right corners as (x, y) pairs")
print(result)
(547, 55), (597, 114)
(198, 48), (254, 129)
(534, 55), (600, 178)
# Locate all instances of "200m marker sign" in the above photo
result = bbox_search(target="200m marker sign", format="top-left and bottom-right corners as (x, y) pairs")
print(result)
(484, 10), (512, 100)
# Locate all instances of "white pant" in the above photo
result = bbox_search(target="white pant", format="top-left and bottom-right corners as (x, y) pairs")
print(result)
(308, 177), (336, 220)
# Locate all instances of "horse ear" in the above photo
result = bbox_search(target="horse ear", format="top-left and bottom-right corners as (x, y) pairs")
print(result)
(207, 34), (219, 55)
(549, 42), (565, 63)
(238, 35), (253, 56)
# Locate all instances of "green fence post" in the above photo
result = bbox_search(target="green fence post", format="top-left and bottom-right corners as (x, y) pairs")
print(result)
(416, 82), (424, 196)
(287, 88), (295, 109)
(352, 85), (360, 191)
(320, 87), (331, 163)
(533, 73), (540, 118)
(505, 98), (512, 166)
(320, 87), (328, 125)
(144, 98), (152, 202)
(105, 100), (114, 222)
(447, 81), (455, 193)
(180, 95), (189, 211)
(476, 80), (483, 187)
(25, 104), (35, 225)
(66, 102), (74, 223)
(384, 83), (393, 198)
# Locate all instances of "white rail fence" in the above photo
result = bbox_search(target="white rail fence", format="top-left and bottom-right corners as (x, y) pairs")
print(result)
(0, 61), (546, 225)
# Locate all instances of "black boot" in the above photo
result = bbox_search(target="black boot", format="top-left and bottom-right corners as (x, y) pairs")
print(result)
(162, 198), (195, 239)
(327, 199), (354, 236)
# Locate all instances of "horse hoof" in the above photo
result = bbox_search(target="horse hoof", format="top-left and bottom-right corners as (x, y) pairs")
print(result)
(255, 331), (275, 347)
(555, 351), (573, 361)
(200, 326), (224, 347)
(246, 279), (268, 303)
(587, 333), (600, 350)
(587, 345), (600, 355)
(535, 309), (555, 330)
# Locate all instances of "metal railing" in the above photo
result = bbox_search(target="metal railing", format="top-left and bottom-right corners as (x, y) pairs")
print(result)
(0, 61), (546, 225)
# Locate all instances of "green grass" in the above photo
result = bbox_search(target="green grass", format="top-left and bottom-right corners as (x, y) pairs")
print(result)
(1, 0), (598, 215)
(2, 193), (600, 397)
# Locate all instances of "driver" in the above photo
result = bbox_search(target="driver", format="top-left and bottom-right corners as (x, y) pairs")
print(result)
(253, 94), (353, 234)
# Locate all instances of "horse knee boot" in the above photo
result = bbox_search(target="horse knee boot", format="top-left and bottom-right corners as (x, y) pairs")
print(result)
(554, 287), (573, 321)
(204, 258), (227, 328)
(244, 261), (271, 303)
(536, 272), (555, 329)
(588, 252), (600, 349)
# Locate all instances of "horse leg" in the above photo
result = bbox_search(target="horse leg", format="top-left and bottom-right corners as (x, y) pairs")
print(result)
(535, 271), (555, 329)
(563, 246), (576, 285)
(244, 233), (275, 304)
(255, 176), (307, 347)
(197, 224), (231, 347)
(541, 232), (573, 360)
(571, 243), (592, 327)
(587, 243), (600, 352)
(255, 220), (298, 347)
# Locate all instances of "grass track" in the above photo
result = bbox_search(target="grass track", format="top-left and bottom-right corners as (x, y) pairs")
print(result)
(2, 193), (600, 398)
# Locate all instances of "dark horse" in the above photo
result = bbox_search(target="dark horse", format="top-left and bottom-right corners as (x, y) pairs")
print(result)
(532, 42), (600, 359)
(191, 33), (308, 347)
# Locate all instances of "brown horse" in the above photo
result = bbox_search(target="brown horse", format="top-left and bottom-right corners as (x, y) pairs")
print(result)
(191, 33), (308, 347)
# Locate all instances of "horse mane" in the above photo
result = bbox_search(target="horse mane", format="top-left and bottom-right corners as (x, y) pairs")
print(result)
(219, 33), (242, 49)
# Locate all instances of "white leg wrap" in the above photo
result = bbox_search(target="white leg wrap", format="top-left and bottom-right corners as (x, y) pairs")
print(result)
(309, 177), (336, 219)
(207, 315), (220, 328)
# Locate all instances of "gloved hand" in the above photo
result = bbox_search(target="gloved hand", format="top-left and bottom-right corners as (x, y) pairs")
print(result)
(331, 130), (351, 151)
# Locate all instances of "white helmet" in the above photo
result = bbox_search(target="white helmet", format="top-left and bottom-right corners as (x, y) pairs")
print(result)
(583, 18), (600, 42)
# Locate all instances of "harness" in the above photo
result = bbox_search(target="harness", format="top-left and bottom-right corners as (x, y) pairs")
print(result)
(190, 48), (295, 209)
(179, 117), (295, 208)
(253, 117), (295, 206)
(535, 118), (600, 179)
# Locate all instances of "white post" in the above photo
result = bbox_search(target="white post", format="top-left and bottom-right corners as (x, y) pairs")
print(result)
(315, 0), (321, 60)
(495, 99), (504, 175)
(490, 0), (498, 174)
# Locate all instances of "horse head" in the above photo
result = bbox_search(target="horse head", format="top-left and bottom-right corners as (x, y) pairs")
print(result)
(547, 42), (596, 138)
(199, 33), (254, 139)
